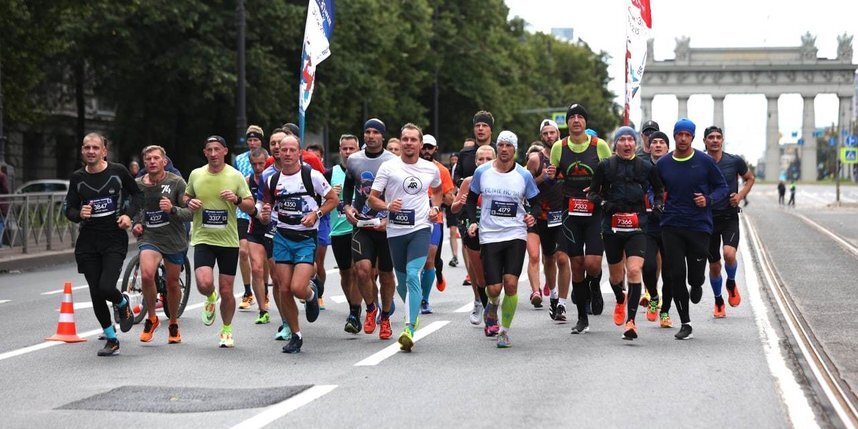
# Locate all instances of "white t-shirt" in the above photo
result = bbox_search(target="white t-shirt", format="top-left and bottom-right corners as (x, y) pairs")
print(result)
(269, 168), (332, 232)
(372, 157), (441, 238)
(469, 162), (539, 244)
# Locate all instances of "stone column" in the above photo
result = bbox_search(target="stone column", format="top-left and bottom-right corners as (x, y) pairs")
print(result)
(839, 96), (854, 179)
(641, 97), (654, 124)
(801, 95), (817, 181)
(765, 95), (781, 181)
(713, 96), (725, 129)
(677, 96), (689, 119)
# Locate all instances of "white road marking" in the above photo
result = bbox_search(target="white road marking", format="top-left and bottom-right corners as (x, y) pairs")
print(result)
(794, 213), (858, 258)
(742, 220), (820, 428)
(454, 302), (473, 313)
(329, 295), (347, 304)
(354, 320), (450, 366)
(41, 285), (87, 295)
(0, 300), (10, 304)
(230, 385), (337, 429)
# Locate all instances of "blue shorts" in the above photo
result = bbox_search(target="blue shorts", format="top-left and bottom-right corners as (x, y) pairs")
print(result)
(430, 222), (443, 246)
(138, 243), (186, 266)
(318, 214), (331, 247)
(273, 231), (317, 265)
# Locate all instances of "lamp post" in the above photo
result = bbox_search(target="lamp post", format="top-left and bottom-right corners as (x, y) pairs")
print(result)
(235, 0), (247, 156)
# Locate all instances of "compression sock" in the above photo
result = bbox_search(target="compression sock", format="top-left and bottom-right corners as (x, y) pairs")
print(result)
(725, 262), (738, 281)
(501, 293), (518, 329)
(349, 304), (361, 318)
(406, 257), (427, 326)
(710, 275), (723, 298)
(243, 283), (252, 296)
(221, 324), (232, 333)
(610, 282), (625, 304)
(571, 280), (589, 315)
(627, 282), (641, 321)
(103, 325), (117, 340)
(478, 286), (488, 307)
(586, 272), (601, 292)
(421, 268), (435, 301)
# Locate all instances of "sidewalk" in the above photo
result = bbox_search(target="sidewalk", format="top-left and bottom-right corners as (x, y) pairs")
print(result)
(0, 234), (136, 273)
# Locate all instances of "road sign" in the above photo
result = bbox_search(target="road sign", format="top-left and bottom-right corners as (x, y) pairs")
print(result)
(552, 112), (567, 129)
(841, 147), (858, 164)
(797, 138), (804, 146)
(829, 137), (836, 147)
(846, 135), (858, 147)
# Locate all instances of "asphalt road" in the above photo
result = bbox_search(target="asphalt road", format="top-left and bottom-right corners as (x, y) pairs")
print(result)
(2, 186), (855, 427)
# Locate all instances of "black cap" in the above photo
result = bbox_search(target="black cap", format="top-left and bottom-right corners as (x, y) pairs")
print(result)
(282, 123), (300, 136)
(642, 120), (660, 133)
(704, 125), (723, 138)
(566, 104), (588, 122)
(205, 135), (227, 147)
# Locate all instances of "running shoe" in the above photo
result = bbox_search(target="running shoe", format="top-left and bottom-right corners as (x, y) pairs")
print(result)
(496, 331), (512, 348)
(623, 320), (638, 340)
(255, 311), (270, 324)
(590, 284), (604, 315)
(463, 275), (471, 286)
(117, 292), (134, 333)
(275, 323), (292, 341)
(139, 317), (160, 343)
(646, 299), (659, 322)
(239, 294), (254, 310)
(484, 321), (499, 337)
(398, 326), (415, 352)
(640, 291), (650, 308)
(548, 298), (559, 320)
(690, 285), (703, 304)
(168, 323), (182, 344)
(713, 302), (726, 319)
(613, 294), (626, 326)
(318, 297), (326, 310)
(364, 305), (379, 333)
(282, 334), (303, 353)
(219, 329), (234, 348)
(469, 302), (483, 325)
(97, 339), (120, 357)
(448, 256), (459, 267)
(727, 284), (742, 307)
(659, 312), (673, 328)
(344, 315), (362, 334)
(436, 276), (447, 292)
(543, 283), (551, 297)
(530, 291), (543, 308)
(554, 303), (567, 322)
(570, 319), (589, 334)
(305, 282), (320, 323)
(675, 324), (693, 340)
(420, 300), (433, 314)
(379, 318), (392, 340)
(201, 292), (218, 326)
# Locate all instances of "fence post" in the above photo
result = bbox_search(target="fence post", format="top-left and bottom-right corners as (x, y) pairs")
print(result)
(46, 195), (54, 250)
(22, 195), (29, 253)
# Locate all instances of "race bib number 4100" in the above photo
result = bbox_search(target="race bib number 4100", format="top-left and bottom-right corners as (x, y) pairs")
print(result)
(390, 209), (415, 226)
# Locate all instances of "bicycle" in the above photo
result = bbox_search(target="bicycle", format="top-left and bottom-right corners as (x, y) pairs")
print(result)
(122, 252), (192, 324)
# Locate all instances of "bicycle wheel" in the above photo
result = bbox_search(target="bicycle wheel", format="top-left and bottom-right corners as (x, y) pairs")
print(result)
(163, 256), (192, 319)
(120, 253), (147, 324)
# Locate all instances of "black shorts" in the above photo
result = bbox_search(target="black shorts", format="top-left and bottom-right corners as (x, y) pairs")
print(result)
(331, 233), (353, 270)
(246, 233), (273, 259)
(535, 219), (559, 256)
(194, 244), (239, 276)
(237, 218), (249, 241)
(458, 224), (481, 251)
(444, 205), (458, 228)
(351, 228), (393, 272)
(604, 232), (648, 264)
(480, 239), (527, 285)
(557, 212), (604, 257)
(708, 212), (740, 262)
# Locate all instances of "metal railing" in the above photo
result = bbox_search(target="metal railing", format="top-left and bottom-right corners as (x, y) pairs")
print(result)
(0, 192), (78, 254)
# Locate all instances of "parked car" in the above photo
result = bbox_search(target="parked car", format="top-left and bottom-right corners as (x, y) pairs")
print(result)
(15, 180), (70, 194)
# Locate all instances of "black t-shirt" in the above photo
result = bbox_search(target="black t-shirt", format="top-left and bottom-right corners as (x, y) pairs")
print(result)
(712, 152), (749, 213)
(454, 142), (496, 182)
(65, 162), (141, 233)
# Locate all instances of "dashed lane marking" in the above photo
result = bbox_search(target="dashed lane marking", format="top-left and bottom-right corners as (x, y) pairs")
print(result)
(354, 321), (450, 366)
(230, 385), (337, 429)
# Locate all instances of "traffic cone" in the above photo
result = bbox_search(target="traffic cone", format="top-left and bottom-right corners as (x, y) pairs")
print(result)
(46, 282), (87, 343)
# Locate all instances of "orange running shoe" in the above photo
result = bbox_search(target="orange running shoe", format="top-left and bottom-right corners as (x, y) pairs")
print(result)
(364, 305), (378, 334)
(379, 318), (392, 340)
(622, 320), (638, 340)
(646, 299), (659, 322)
(713, 302), (726, 318)
(139, 316), (160, 342)
(659, 312), (673, 328)
(167, 323), (182, 344)
(613, 293), (626, 326)
(437, 275), (446, 292)
(727, 284), (741, 307)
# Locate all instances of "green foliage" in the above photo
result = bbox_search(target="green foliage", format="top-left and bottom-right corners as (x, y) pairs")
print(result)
(4, 0), (620, 172)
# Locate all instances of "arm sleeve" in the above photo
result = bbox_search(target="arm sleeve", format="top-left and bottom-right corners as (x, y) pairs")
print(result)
(465, 190), (480, 225)
(527, 196), (542, 218)
(587, 161), (606, 206)
(343, 171), (355, 205)
(64, 175), (83, 223)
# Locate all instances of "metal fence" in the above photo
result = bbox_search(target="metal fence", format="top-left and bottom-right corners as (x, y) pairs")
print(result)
(0, 192), (78, 254)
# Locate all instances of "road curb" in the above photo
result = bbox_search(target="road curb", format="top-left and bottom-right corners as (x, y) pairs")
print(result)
(0, 243), (137, 273)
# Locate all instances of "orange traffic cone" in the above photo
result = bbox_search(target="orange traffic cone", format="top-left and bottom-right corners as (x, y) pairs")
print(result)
(46, 281), (87, 343)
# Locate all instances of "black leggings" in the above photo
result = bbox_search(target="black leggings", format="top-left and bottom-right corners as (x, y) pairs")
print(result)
(661, 227), (710, 324)
(643, 233), (670, 310)
(75, 230), (128, 329)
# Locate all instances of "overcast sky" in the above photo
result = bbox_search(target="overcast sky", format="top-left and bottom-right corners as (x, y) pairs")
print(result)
(505, 0), (857, 162)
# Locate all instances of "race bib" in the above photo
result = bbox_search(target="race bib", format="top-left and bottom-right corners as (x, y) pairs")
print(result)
(277, 197), (304, 218)
(89, 197), (117, 218)
(568, 198), (594, 217)
(390, 209), (415, 226)
(611, 212), (641, 233)
(144, 209), (169, 228)
(489, 200), (517, 218)
(547, 210), (563, 227)
(202, 209), (228, 228)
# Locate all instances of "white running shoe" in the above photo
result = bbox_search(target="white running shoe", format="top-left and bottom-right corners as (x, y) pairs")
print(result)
(469, 301), (484, 325)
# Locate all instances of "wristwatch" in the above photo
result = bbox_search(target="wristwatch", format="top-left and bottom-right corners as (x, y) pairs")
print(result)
(315, 209), (323, 219)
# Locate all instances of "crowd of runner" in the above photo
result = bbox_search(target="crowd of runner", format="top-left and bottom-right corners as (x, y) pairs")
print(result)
(64, 104), (754, 356)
